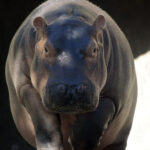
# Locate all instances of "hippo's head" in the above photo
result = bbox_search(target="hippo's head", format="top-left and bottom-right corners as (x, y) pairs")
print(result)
(30, 15), (107, 113)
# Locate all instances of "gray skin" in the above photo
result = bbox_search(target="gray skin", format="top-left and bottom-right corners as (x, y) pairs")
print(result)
(5, 0), (137, 150)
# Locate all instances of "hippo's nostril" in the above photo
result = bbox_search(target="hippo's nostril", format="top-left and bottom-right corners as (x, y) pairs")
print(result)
(76, 83), (89, 94)
(56, 84), (66, 94)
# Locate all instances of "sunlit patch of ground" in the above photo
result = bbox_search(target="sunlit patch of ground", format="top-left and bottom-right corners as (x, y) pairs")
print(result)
(126, 51), (150, 150)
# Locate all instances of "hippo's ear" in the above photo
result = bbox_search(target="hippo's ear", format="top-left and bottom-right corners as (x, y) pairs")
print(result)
(92, 15), (105, 38)
(33, 16), (47, 34)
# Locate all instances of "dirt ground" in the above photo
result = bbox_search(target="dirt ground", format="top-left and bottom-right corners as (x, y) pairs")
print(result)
(126, 51), (150, 150)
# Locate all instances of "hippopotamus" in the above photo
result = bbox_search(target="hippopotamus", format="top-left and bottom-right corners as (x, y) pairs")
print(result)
(5, 0), (137, 150)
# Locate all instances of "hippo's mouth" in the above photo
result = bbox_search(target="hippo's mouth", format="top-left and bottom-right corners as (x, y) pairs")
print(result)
(42, 92), (99, 113)
(45, 101), (99, 114)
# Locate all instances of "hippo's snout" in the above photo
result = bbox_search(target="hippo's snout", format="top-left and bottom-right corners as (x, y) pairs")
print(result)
(51, 83), (89, 97)
(43, 83), (98, 113)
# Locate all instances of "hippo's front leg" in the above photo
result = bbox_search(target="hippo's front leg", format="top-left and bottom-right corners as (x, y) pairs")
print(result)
(70, 98), (115, 150)
(20, 84), (63, 150)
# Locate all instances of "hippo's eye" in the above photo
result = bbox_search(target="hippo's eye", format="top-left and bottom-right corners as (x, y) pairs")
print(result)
(91, 48), (98, 57)
(83, 48), (98, 58)
(44, 47), (49, 54)
(93, 48), (97, 54)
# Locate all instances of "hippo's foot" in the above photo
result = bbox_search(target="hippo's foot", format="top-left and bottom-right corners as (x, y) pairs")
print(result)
(69, 124), (106, 150)
(69, 98), (116, 150)
(35, 133), (63, 150)
(36, 141), (63, 150)
(68, 133), (102, 150)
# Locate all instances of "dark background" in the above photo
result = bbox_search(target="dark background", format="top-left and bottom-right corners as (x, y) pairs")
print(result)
(0, 0), (149, 150)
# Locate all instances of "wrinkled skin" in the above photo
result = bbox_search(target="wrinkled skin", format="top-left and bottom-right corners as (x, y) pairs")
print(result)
(5, 0), (137, 150)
